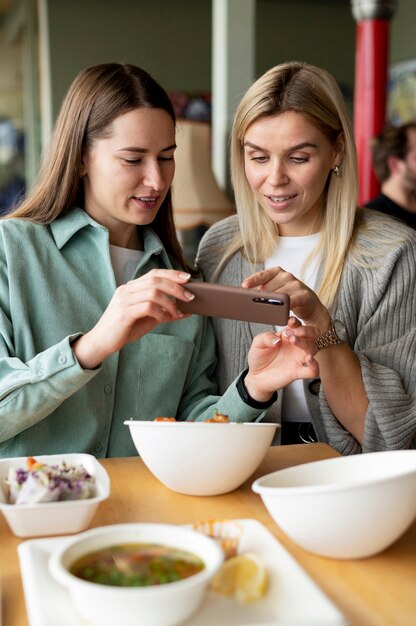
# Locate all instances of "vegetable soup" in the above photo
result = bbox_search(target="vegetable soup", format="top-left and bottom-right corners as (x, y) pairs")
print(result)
(70, 543), (205, 587)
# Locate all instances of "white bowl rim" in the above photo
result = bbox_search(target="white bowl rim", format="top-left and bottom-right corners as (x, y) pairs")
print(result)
(50, 522), (224, 594)
(0, 452), (101, 465)
(252, 450), (416, 496)
(124, 420), (279, 429)
(0, 452), (110, 510)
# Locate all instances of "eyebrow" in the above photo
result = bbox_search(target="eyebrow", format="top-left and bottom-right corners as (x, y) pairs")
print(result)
(117, 144), (177, 153)
(243, 141), (318, 151)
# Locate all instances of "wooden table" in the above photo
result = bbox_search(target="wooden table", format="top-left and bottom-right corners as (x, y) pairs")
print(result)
(1, 443), (416, 626)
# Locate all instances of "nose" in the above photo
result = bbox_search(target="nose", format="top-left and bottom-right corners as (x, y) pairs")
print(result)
(142, 160), (165, 191)
(268, 159), (289, 186)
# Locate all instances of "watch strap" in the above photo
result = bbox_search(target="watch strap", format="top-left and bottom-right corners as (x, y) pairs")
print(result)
(236, 369), (277, 409)
(315, 320), (344, 350)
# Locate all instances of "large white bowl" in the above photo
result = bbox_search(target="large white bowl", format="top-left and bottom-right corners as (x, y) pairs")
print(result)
(0, 453), (110, 537)
(252, 450), (416, 559)
(124, 420), (278, 496)
(49, 522), (224, 626)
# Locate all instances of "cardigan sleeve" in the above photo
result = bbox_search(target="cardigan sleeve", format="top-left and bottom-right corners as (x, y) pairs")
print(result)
(316, 224), (416, 454)
(200, 212), (416, 454)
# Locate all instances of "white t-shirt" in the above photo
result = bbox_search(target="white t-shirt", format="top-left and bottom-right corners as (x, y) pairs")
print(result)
(265, 233), (320, 422)
(109, 245), (143, 286)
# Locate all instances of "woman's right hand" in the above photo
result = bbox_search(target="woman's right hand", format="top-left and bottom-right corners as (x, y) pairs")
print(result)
(242, 266), (331, 334)
(72, 269), (194, 369)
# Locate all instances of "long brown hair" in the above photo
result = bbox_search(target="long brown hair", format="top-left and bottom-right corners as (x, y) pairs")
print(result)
(8, 63), (190, 271)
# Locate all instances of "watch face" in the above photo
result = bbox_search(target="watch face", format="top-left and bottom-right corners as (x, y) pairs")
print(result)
(333, 319), (347, 341)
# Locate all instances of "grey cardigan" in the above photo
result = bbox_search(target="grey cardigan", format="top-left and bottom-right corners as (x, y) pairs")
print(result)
(197, 210), (416, 455)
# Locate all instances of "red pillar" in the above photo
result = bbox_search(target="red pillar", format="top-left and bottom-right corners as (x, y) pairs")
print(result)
(354, 20), (389, 205)
(351, 1), (397, 206)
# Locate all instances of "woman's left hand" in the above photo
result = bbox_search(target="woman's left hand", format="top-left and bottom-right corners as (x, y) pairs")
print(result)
(244, 320), (319, 402)
(244, 272), (368, 443)
(242, 267), (330, 333)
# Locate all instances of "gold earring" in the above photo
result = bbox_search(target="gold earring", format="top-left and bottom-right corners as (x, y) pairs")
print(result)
(332, 165), (340, 176)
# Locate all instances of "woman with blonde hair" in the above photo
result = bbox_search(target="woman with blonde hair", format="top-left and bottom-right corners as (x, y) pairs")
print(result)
(0, 62), (319, 458)
(197, 61), (416, 453)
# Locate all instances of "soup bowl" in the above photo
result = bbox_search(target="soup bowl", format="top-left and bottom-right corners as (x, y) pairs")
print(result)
(124, 420), (278, 496)
(252, 450), (416, 559)
(49, 522), (224, 626)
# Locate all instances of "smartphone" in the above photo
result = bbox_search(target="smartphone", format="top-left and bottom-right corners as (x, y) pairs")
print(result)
(178, 282), (289, 326)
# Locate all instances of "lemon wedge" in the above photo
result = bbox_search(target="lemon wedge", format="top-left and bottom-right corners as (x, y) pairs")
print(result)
(210, 552), (268, 603)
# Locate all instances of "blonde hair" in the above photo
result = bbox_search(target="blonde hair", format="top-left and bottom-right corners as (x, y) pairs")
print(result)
(224, 61), (361, 307)
(7, 63), (191, 271)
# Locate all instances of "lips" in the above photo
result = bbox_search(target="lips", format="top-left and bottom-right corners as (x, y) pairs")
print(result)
(132, 196), (160, 210)
(134, 196), (159, 203)
(268, 194), (296, 203)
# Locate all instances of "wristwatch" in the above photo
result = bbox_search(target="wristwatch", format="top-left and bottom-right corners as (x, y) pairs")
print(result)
(315, 319), (347, 350)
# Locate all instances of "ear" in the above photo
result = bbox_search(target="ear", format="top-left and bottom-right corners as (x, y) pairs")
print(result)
(333, 132), (345, 169)
(386, 154), (402, 175)
(79, 152), (87, 178)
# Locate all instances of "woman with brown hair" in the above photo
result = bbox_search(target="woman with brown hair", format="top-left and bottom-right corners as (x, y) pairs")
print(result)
(0, 63), (318, 458)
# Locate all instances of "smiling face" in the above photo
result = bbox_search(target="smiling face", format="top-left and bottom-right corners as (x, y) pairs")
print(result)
(82, 107), (176, 248)
(243, 111), (343, 236)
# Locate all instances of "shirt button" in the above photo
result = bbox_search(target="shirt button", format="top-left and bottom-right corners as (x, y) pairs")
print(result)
(104, 385), (112, 394)
(37, 367), (44, 376)
(58, 356), (67, 364)
(94, 443), (103, 453)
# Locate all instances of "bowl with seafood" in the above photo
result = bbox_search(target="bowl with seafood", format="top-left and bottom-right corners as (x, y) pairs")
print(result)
(252, 450), (416, 559)
(124, 414), (278, 496)
(0, 453), (110, 537)
(49, 522), (224, 626)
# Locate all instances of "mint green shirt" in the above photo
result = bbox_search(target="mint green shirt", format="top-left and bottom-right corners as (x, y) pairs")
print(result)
(0, 208), (262, 458)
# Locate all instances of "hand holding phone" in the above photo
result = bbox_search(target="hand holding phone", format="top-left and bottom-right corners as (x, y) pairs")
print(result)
(178, 282), (289, 326)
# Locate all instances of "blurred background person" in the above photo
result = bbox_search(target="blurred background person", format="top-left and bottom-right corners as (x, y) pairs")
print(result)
(365, 122), (416, 228)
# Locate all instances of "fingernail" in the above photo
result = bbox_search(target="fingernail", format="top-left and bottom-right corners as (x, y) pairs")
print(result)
(272, 337), (281, 345)
(184, 290), (195, 300)
(283, 329), (294, 337)
(179, 272), (191, 280)
(176, 309), (184, 318)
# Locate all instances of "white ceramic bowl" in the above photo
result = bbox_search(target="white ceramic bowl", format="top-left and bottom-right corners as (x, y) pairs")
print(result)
(0, 453), (110, 537)
(252, 450), (416, 559)
(124, 420), (278, 495)
(49, 522), (224, 626)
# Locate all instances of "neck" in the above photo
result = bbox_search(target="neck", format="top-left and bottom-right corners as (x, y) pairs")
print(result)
(110, 227), (143, 250)
(381, 180), (416, 214)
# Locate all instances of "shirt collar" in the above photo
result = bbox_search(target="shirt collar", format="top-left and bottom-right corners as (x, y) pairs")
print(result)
(50, 207), (104, 249)
(49, 207), (173, 269)
(140, 226), (173, 269)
